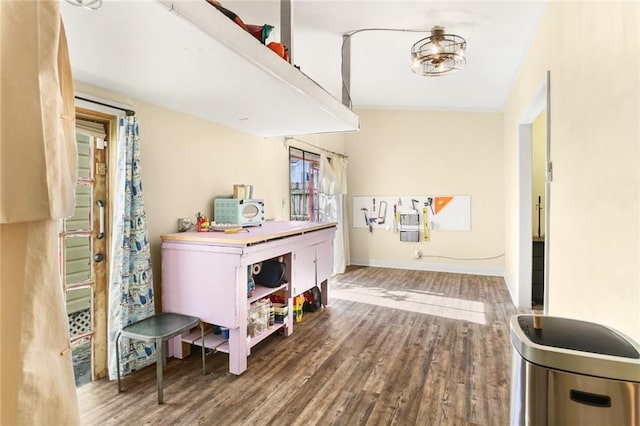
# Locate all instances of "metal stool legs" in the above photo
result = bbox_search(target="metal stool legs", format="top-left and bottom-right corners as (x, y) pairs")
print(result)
(156, 337), (164, 403)
(200, 322), (206, 375)
(116, 318), (205, 404)
(116, 332), (123, 393)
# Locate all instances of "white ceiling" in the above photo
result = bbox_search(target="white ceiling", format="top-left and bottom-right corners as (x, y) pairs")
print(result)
(221, 0), (549, 111)
(60, 0), (548, 135)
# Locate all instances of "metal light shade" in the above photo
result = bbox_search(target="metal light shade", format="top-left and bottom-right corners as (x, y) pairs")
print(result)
(411, 26), (466, 76)
(65, 0), (102, 10)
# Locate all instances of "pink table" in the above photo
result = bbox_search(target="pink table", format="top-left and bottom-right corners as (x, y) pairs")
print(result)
(161, 221), (336, 375)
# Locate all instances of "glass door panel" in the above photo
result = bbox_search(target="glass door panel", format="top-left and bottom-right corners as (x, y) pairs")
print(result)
(60, 116), (109, 386)
(64, 235), (92, 285)
(66, 287), (92, 337)
(76, 133), (91, 180)
(66, 185), (91, 231)
(70, 337), (92, 387)
(289, 147), (321, 221)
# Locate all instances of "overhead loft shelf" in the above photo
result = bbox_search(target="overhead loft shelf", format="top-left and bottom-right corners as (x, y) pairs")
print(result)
(61, 1), (359, 138)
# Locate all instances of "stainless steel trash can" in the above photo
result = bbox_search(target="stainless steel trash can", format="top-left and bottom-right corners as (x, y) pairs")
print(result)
(510, 315), (640, 425)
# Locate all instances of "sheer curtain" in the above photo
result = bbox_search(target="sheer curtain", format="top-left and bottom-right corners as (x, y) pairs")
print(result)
(320, 155), (350, 274)
(107, 116), (156, 379)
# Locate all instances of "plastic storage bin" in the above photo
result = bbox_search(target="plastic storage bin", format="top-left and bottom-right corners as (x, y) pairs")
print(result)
(273, 303), (288, 323)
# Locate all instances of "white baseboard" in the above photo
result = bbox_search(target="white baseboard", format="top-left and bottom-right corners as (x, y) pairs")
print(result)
(349, 257), (505, 277)
(503, 274), (518, 306)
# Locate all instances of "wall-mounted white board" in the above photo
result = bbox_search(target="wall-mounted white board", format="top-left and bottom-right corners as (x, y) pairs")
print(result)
(352, 195), (471, 231)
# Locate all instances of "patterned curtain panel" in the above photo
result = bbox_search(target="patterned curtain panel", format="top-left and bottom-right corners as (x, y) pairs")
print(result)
(107, 116), (156, 379)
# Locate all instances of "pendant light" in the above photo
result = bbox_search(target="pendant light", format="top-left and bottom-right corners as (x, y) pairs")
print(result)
(411, 26), (466, 76)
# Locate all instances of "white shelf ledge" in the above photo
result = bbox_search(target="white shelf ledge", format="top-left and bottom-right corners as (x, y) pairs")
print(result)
(61, 1), (359, 137)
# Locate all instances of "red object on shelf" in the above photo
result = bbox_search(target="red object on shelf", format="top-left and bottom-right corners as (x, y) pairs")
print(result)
(205, 0), (249, 31)
(267, 42), (286, 59)
(269, 293), (285, 304)
(246, 24), (274, 44)
(303, 290), (314, 304)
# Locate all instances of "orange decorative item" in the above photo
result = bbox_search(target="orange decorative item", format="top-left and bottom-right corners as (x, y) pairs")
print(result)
(434, 196), (454, 214)
(267, 42), (286, 59)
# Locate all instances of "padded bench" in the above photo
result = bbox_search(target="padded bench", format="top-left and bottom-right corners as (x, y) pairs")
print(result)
(116, 312), (204, 404)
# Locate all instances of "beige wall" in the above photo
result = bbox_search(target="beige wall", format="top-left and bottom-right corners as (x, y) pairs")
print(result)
(503, 2), (640, 341)
(75, 82), (346, 307)
(345, 109), (504, 275)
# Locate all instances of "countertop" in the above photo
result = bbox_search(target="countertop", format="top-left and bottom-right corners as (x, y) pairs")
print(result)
(161, 221), (337, 247)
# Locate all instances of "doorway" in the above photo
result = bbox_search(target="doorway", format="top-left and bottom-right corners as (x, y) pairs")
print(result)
(289, 147), (321, 221)
(531, 113), (546, 309)
(59, 109), (117, 385)
(517, 71), (550, 312)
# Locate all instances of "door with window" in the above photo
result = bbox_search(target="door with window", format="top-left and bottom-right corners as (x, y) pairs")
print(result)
(289, 147), (321, 221)
(59, 114), (111, 386)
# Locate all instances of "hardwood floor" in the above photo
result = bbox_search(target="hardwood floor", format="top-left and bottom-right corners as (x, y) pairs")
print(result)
(77, 267), (529, 425)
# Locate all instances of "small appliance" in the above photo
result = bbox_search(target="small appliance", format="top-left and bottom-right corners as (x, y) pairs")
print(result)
(214, 198), (264, 226)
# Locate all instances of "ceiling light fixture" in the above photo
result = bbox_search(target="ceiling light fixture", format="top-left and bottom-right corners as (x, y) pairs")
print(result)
(411, 26), (466, 76)
(65, 0), (102, 11)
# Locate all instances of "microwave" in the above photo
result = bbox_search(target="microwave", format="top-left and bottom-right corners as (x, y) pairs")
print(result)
(214, 198), (264, 226)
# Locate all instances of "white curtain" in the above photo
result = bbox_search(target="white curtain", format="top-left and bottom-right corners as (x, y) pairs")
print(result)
(108, 116), (156, 379)
(320, 155), (350, 274)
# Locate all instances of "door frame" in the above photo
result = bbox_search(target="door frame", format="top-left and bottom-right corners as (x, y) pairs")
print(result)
(517, 71), (550, 313)
(73, 100), (123, 380)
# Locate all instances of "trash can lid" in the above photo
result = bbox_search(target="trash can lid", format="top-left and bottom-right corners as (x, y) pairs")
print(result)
(517, 316), (639, 358)
(511, 315), (640, 382)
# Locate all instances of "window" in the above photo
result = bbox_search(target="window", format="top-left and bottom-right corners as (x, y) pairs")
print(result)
(289, 147), (321, 221)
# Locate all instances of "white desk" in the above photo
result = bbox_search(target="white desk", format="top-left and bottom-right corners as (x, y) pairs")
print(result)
(161, 221), (336, 375)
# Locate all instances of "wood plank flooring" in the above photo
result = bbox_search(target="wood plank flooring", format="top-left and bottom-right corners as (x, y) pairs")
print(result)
(77, 266), (529, 425)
